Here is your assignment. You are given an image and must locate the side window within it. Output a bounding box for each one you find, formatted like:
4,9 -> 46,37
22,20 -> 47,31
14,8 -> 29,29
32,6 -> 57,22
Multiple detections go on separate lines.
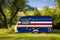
21,20 -> 29,25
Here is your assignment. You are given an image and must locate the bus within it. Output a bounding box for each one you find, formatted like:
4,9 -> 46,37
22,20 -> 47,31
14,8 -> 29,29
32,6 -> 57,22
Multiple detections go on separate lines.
15,16 -> 52,32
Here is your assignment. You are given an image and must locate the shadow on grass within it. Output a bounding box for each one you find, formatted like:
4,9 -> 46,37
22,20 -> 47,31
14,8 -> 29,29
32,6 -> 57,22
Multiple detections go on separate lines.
47,29 -> 60,34
7,29 -> 60,34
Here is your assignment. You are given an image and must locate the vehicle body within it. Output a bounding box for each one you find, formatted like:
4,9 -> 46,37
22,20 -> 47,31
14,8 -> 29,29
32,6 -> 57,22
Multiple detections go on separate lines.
15,16 -> 52,32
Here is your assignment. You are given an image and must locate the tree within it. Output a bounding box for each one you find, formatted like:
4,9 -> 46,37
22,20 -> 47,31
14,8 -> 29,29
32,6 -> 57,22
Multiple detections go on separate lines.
55,0 -> 60,9
0,0 -> 26,28
42,6 -> 50,16
55,0 -> 60,29
8,0 -> 26,27
0,0 -> 8,29
23,7 -> 30,15
34,8 -> 41,16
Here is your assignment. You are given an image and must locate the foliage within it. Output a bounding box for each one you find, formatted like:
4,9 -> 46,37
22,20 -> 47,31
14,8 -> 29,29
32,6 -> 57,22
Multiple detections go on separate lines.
55,0 -> 60,9
0,0 -> 26,28
8,0 -> 26,27
34,8 -> 41,16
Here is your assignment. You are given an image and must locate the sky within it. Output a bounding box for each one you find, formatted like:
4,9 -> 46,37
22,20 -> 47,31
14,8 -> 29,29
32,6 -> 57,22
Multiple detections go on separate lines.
27,0 -> 56,10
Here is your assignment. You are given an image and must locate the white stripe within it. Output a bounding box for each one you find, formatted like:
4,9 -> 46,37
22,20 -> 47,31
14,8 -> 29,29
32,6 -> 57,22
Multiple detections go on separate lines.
17,25 -> 52,27
18,22 -> 21,23
30,21 -> 52,23
18,21 -> 52,23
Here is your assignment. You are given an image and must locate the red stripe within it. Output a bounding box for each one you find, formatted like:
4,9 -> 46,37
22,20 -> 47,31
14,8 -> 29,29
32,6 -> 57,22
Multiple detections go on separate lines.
30,23 -> 52,25
17,23 -> 52,25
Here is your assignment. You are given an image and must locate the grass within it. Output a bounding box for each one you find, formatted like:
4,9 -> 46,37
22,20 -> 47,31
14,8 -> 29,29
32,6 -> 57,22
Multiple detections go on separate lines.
0,33 -> 60,40
0,25 -> 60,40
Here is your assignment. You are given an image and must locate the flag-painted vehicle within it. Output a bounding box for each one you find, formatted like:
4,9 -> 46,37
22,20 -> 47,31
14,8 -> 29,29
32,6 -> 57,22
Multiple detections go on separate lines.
15,16 -> 52,32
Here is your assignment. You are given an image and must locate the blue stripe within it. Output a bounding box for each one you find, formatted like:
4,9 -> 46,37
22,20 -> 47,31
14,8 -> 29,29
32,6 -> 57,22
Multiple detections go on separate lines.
19,16 -> 52,21
30,20 -> 52,21
17,27 -> 52,32
20,16 -> 52,19
19,20 -> 52,21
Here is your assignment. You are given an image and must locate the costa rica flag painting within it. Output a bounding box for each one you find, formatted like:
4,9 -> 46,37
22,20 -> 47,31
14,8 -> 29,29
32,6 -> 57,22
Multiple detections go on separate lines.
15,16 -> 52,32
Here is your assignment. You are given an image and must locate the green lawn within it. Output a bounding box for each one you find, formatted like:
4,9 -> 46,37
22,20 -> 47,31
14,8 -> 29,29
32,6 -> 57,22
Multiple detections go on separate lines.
0,25 -> 60,40
0,33 -> 60,40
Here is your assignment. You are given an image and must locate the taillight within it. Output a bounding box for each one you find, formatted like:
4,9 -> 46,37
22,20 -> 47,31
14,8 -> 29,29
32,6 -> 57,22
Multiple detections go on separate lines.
17,23 -> 21,25
17,22 -> 21,25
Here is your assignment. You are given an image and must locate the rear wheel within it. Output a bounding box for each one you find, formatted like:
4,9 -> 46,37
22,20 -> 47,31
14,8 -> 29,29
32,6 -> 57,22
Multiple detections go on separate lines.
33,29 -> 39,33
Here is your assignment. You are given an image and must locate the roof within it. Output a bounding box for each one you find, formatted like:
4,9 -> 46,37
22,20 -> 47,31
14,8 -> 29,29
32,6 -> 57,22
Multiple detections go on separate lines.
20,16 -> 52,20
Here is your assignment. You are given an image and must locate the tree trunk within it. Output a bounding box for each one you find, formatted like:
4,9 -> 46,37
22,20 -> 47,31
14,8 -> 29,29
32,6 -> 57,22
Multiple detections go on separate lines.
0,5 -> 8,29
4,17 -> 8,29
10,17 -> 13,27
10,8 -> 19,27
0,18 -> 4,22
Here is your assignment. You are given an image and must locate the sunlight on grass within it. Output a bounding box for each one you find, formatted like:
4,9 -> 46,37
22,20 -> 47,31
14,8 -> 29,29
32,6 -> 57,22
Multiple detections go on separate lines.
0,25 -> 15,34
